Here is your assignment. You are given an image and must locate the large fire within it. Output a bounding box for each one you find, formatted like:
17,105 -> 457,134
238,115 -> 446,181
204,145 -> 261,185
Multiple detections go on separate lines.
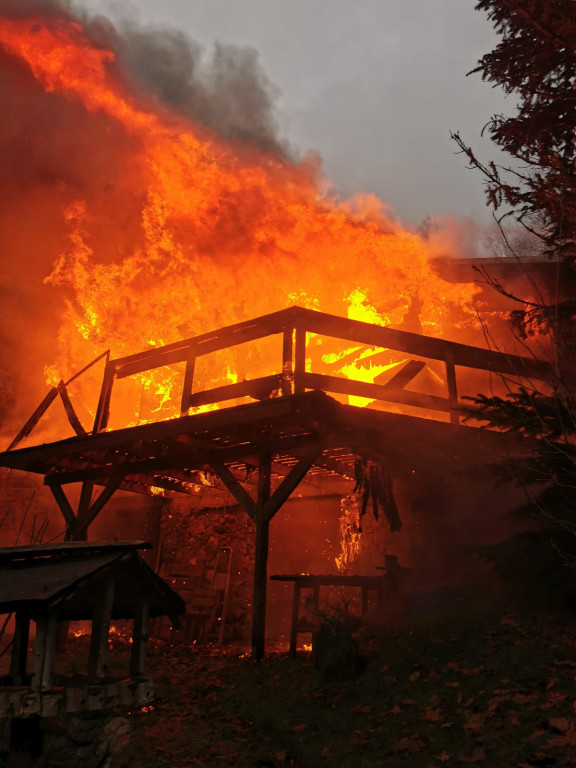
0,13 -> 481,429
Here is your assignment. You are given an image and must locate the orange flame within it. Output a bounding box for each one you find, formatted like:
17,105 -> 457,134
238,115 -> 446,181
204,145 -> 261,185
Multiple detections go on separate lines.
0,15 -> 480,427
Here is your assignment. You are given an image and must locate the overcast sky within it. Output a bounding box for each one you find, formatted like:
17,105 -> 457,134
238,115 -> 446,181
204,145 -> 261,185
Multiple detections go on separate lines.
84,0 -> 510,227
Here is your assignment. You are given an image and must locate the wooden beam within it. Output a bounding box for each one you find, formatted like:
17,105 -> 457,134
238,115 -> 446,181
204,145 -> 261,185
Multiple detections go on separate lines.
48,484 -> 77,533
294,326 -> 307,394
31,616 -> 47,692
187,375 -> 282,408
93,359 -> 116,433
88,577 -> 114,682
6,387 -> 58,451
445,351 -> 460,425
41,612 -> 58,691
378,360 -> 426,391
0,394 -> 310,472
262,447 -> 320,523
282,328 -> 294,396
210,460 -> 256,520
57,381 -> 87,436
78,476 -> 123,532
180,349 -> 196,415
114,308 -> 298,379
251,452 -> 271,660
130,599 -> 149,679
301,307 -> 552,380
10,614 -> 30,685
304,372 -> 451,413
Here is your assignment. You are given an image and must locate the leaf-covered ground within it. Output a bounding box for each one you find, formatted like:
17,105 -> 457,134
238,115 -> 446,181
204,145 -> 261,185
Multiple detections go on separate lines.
113,610 -> 575,767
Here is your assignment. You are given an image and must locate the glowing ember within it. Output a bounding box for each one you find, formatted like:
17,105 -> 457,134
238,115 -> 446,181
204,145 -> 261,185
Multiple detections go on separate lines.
0,14 -> 480,428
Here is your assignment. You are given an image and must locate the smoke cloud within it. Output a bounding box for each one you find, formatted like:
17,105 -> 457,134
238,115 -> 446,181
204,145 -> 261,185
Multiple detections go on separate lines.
0,0 -> 290,429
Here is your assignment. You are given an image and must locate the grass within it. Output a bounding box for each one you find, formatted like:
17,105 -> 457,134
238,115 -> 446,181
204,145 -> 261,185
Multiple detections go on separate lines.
108,607 -> 576,768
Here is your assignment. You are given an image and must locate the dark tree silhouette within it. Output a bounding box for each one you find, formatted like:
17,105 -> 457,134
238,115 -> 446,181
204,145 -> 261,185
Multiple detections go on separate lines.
453,1 -> 576,593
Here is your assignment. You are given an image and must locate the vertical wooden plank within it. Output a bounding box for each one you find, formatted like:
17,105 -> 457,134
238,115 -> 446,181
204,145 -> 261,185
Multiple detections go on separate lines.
10,614 -> 30,685
281,328 -> 294,397
74,481 -> 94,541
293,326 -> 307,394
130,599 -> 149,680
445,352 -> 459,425
288,583 -> 301,658
31,617 -> 47,692
180,346 -> 196,416
93,357 -> 115,433
48,484 -> 77,539
251,453 -> 271,661
41,612 -> 59,691
88,578 -> 114,682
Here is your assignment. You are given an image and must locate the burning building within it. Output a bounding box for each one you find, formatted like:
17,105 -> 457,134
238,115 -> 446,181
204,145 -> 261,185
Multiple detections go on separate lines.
0,3 -> 565,663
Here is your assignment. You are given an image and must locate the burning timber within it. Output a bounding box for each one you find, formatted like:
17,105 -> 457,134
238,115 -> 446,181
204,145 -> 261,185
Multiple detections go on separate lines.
0,306 -> 553,660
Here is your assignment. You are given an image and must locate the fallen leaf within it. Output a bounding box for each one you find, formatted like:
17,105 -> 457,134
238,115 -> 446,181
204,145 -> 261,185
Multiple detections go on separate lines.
321,746 -> 332,758
291,723 -> 308,732
409,671 -> 421,682
436,750 -> 451,762
392,736 -> 426,754
549,717 -> 570,732
424,707 -> 443,722
463,713 -> 485,732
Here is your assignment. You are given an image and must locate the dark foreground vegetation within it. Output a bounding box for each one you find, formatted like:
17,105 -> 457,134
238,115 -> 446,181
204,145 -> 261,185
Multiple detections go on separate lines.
73,605 -> 576,768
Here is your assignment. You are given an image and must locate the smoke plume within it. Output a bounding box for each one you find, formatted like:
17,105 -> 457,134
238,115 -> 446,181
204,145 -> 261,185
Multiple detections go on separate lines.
0,0 -> 289,428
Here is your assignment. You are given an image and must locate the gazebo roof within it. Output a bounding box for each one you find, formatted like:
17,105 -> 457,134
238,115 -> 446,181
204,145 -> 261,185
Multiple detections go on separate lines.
0,541 -> 185,621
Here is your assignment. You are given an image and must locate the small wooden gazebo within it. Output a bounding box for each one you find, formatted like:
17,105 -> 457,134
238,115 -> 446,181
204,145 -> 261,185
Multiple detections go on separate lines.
0,541 -> 184,720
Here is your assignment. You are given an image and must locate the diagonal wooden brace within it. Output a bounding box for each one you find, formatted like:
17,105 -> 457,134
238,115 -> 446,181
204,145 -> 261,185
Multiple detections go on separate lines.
210,460 -> 257,521
261,446 -> 321,523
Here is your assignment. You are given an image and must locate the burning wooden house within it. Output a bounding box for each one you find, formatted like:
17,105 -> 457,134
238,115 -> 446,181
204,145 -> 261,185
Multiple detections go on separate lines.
0,307 -> 552,659
0,4 -> 566,668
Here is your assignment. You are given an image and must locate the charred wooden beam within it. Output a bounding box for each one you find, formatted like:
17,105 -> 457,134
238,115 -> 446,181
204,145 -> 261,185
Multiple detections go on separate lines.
93,359 -> 116,433
379,359 -> 426,391
252,452 -> 271,660
186,375 -> 282,409
48,484 -> 77,533
88,577 -> 114,682
300,307 -> 552,380
6,387 -> 59,451
261,446 -> 321,523
113,307 -> 300,379
57,381 -> 87,436
304,372 -> 451,412
210,460 -> 256,520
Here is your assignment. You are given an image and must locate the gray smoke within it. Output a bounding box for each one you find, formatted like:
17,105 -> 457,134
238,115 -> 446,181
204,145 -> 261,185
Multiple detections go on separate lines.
0,0 -> 290,429
79,9 -> 290,157
115,22 -> 290,157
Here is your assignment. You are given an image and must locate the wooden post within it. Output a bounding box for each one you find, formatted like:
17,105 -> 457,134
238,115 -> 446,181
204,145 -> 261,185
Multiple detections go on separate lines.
93,357 -> 115,433
88,578 -> 114,682
31,616 -> 47,692
282,328 -> 294,397
293,326 -> 307,394
10,614 -> 30,685
288,582 -> 301,658
445,352 -> 459,425
180,347 -> 196,415
48,483 -> 77,541
251,453 -> 271,660
41,612 -> 59,691
130,599 -> 149,680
